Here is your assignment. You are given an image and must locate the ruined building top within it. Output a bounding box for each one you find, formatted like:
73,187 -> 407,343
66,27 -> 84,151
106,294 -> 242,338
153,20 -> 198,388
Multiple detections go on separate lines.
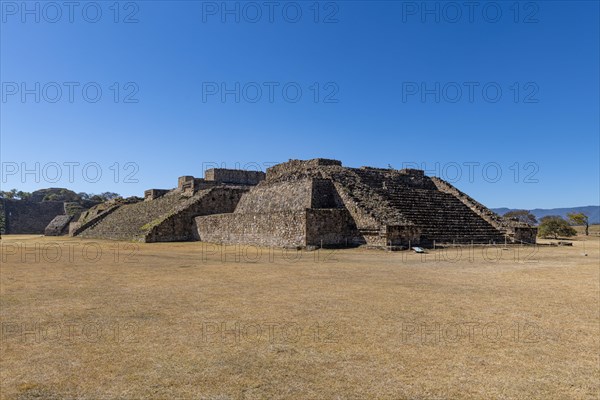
175,168 -> 265,196
265,158 -> 427,183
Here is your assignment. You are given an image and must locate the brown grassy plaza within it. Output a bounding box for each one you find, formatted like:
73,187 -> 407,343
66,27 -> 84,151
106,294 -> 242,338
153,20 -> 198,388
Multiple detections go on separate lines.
1,229 -> 598,399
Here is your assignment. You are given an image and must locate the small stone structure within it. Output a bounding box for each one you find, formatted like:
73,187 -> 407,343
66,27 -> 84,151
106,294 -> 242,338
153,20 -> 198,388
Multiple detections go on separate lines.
178,169 -> 265,195
72,159 -> 537,247
144,189 -> 169,201
45,215 -> 73,236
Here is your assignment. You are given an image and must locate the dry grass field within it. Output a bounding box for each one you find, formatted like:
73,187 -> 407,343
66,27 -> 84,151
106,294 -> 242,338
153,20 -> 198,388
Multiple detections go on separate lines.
1,233 -> 598,399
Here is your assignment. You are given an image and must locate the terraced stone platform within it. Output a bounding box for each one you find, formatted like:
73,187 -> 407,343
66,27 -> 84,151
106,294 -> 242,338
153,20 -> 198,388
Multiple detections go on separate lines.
77,188 -> 247,242
196,159 -> 535,248
72,159 -> 536,247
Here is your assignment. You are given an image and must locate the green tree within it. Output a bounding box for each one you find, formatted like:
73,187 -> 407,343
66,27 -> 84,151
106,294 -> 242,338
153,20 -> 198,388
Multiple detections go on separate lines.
538,216 -> 577,239
16,191 -> 32,201
0,200 -> 5,234
567,212 -> 589,236
504,210 -> 537,225
100,192 -> 121,201
1,189 -> 18,199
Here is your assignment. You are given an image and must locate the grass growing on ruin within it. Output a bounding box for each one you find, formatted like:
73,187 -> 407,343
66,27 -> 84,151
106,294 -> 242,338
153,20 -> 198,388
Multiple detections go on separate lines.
0,234 -> 598,399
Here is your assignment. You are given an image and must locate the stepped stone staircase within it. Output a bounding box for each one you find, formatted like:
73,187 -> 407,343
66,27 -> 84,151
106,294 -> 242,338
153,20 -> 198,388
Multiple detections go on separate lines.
261,159 -> 526,247
78,191 -> 189,241
347,168 -> 506,245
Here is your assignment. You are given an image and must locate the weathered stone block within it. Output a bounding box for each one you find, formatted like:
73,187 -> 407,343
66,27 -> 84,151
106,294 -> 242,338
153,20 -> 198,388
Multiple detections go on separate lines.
204,168 -> 265,185
45,215 -> 72,236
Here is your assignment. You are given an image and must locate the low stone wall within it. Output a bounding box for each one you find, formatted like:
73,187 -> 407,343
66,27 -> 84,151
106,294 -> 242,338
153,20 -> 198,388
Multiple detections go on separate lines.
195,211 -> 307,248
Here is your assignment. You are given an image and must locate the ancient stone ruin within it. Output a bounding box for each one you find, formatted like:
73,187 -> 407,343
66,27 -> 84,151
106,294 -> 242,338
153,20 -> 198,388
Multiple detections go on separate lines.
69,168 -> 265,242
0,188 -> 99,235
69,159 -> 537,247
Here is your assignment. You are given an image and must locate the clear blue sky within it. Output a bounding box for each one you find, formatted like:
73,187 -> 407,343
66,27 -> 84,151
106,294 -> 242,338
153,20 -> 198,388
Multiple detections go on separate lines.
1,1 -> 598,209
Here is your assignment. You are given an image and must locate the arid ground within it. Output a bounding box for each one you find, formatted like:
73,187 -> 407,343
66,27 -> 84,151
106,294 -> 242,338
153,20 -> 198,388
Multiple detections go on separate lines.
1,230 -> 598,399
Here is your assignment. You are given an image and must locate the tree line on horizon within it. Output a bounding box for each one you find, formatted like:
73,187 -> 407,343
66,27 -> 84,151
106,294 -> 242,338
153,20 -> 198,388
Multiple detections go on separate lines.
503,209 -> 590,238
0,189 -> 121,203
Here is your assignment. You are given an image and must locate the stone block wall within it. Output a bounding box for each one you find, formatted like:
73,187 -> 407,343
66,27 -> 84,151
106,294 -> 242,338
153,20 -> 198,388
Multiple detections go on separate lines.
77,192 -> 188,241
305,209 -> 359,246
196,208 -> 362,249
195,211 -> 307,248
178,176 -> 217,194
205,169 -> 265,185
2,200 -> 65,234
511,226 -> 538,244
45,215 -> 73,236
265,158 -> 342,182
235,179 -> 314,213
144,187 -> 248,242
353,167 -> 436,190
144,189 -> 170,201
71,187 -> 248,242
311,179 -> 344,209
384,225 -> 422,247
69,204 -> 123,236
330,182 -> 383,229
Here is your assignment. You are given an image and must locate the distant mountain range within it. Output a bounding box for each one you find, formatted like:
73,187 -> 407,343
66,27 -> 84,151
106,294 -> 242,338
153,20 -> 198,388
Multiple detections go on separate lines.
491,206 -> 600,225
